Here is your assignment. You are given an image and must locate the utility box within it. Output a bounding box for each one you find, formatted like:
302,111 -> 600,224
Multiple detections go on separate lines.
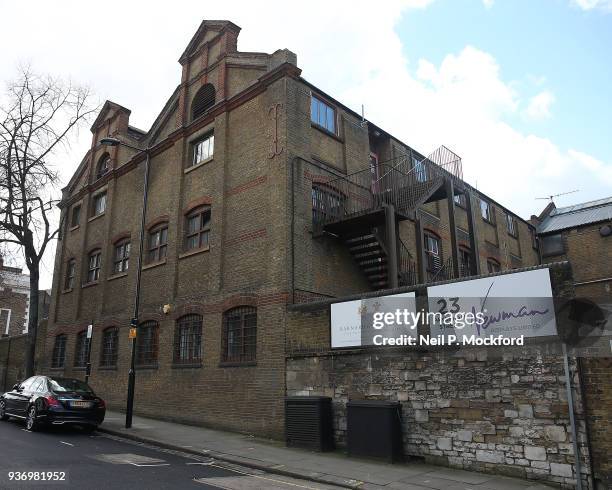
346,400 -> 403,463
285,396 -> 334,452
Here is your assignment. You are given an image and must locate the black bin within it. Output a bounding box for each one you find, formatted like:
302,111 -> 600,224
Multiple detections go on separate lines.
346,400 -> 403,463
285,396 -> 334,452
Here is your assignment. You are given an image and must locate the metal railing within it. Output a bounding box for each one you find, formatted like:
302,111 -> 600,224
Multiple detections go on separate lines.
398,239 -> 418,287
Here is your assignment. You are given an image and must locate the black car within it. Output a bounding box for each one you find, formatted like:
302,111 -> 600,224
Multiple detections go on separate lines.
0,376 -> 105,432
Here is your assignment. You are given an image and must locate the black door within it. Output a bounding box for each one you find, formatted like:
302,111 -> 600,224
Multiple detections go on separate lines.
12,377 -> 38,416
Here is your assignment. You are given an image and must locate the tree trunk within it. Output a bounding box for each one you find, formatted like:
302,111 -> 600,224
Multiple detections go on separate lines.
24,263 -> 40,377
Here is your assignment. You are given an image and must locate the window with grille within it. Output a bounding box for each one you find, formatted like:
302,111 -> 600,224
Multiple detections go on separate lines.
96,154 -> 110,180
459,247 -> 472,277
190,134 -> 214,167
65,259 -> 76,290
312,184 -> 344,225
147,225 -> 168,263
92,192 -> 107,216
87,250 -> 101,283
74,330 -> 88,368
136,321 -> 159,366
191,84 -> 216,120
173,315 -> 203,365
113,240 -> 130,273
310,96 -> 336,134
424,233 -> 442,272
71,204 -> 81,228
222,306 -> 257,364
487,258 -> 501,273
51,335 -> 67,368
185,207 -> 211,251
100,327 -> 119,367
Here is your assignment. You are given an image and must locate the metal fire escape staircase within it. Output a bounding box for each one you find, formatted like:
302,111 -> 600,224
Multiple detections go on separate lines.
314,146 -> 464,290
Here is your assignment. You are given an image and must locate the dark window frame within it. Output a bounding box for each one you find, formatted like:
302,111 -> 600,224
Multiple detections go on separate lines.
424,231 -> 442,273
51,334 -> 67,368
221,306 -> 257,365
74,330 -> 88,368
541,233 -> 564,257
480,199 -> 495,224
86,249 -> 101,283
173,314 -> 203,365
147,224 -> 168,263
113,239 -> 130,274
185,206 -> 211,251
100,327 -> 119,368
92,191 -> 107,217
453,193 -> 467,208
70,204 -> 81,228
135,321 -> 159,367
95,154 -> 111,180
310,95 -> 337,135
64,258 -> 76,290
487,258 -> 502,274
506,213 -> 518,237
458,246 -> 472,277
191,83 -> 216,120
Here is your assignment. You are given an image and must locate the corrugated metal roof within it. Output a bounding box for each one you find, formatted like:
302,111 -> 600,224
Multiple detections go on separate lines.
538,196 -> 612,234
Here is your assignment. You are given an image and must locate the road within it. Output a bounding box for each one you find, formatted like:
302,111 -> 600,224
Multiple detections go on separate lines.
0,417 -> 340,490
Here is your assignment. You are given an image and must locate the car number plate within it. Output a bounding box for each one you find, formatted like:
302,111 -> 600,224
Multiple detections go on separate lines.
70,401 -> 92,408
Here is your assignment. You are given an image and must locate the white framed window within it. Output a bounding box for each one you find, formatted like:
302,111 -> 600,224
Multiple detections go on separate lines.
92,192 -> 107,216
310,96 -> 336,134
480,199 -> 494,223
191,134 -> 214,167
0,308 -> 12,336
506,213 -> 517,236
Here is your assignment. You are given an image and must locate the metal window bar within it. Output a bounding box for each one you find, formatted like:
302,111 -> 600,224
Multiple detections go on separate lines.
100,327 -> 119,367
136,321 -> 159,366
222,307 -> 257,363
52,335 -> 66,368
174,315 -> 203,364
74,331 -> 88,368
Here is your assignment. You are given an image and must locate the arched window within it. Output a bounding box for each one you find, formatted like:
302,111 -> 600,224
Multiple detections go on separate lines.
96,154 -> 111,180
185,206 -> 211,251
136,321 -> 159,367
113,239 -> 130,274
100,327 -> 119,367
147,223 -> 168,263
174,314 -> 203,365
191,84 -> 216,120
222,306 -> 257,364
74,330 -> 88,368
51,334 -> 67,368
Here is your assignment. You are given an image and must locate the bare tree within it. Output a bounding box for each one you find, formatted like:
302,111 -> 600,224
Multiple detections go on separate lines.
0,67 -> 96,376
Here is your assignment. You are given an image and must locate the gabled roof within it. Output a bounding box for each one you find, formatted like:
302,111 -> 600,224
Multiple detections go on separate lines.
179,20 -> 241,63
90,100 -> 131,132
537,196 -> 612,234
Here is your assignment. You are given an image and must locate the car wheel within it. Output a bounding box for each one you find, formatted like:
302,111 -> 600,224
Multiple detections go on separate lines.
0,400 -> 8,421
26,405 -> 39,432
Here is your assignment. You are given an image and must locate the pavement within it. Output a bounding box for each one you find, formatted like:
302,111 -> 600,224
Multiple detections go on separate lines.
0,416 -> 341,489
99,410 -> 555,490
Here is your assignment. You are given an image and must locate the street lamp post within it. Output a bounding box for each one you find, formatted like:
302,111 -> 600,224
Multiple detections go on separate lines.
100,137 -> 151,429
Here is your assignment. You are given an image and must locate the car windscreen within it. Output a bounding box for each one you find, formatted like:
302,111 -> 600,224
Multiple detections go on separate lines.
49,378 -> 94,394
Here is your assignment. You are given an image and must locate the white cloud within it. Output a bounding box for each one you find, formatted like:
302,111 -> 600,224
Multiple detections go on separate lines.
0,0 -> 609,286
572,0 -> 612,11
524,90 -> 555,119
482,0 -> 495,8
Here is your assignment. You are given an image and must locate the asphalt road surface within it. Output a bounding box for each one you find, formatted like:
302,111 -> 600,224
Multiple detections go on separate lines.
0,417 -> 340,490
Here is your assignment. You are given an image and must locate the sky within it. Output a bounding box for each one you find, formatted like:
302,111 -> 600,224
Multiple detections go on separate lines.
0,0 -> 610,288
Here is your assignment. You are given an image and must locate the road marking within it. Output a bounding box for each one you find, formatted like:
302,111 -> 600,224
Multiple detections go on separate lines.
129,463 -> 171,467
196,464 -> 327,490
60,441 -> 74,446
186,462 -> 214,466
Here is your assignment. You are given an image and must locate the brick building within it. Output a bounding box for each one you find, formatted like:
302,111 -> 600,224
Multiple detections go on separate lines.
534,197 -> 612,489
0,256 -> 30,337
45,19 -> 539,440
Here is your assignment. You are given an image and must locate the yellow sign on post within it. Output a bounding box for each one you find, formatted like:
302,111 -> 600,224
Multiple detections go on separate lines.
129,328 -> 137,339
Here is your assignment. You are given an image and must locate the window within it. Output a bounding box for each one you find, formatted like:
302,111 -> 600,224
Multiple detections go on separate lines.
191,83 -> 216,120
541,233 -> 564,257
174,315 -> 203,365
459,247 -> 472,277
147,224 -> 168,263
71,204 -> 81,228
51,335 -> 67,368
480,199 -> 495,223
185,207 -> 211,251
506,213 -> 517,237
530,228 -> 539,249
222,306 -> 257,364
96,154 -> 110,180
64,259 -> 76,290
310,95 -> 336,134
100,327 -> 119,367
487,258 -> 501,274
424,233 -> 442,273
92,192 -> 107,216
87,250 -> 101,283
136,321 -> 159,366
190,134 -> 214,167
413,156 -> 428,183
312,184 -> 344,224
454,193 -> 466,208
0,309 -> 11,336
113,240 -> 130,274
74,331 -> 88,368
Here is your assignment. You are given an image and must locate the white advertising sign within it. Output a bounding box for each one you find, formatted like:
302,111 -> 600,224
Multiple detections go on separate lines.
427,268 -> 556,340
